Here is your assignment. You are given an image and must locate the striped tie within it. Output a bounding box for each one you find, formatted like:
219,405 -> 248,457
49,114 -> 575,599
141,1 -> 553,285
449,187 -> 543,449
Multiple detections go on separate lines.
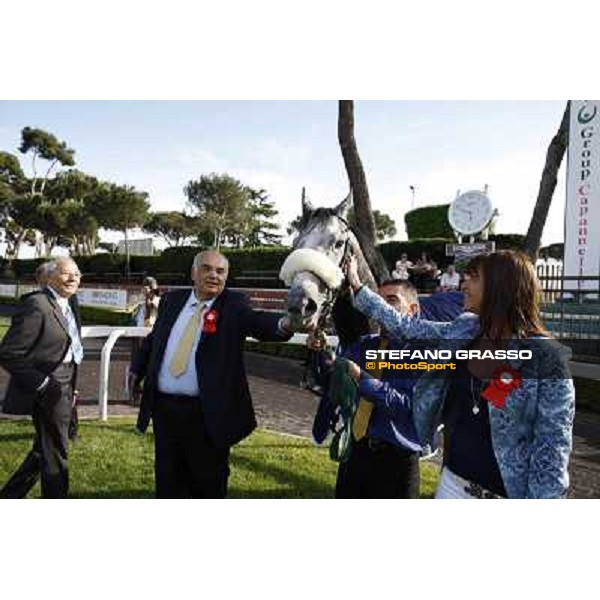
169,303 -> 206,378
352,337 -> 389,442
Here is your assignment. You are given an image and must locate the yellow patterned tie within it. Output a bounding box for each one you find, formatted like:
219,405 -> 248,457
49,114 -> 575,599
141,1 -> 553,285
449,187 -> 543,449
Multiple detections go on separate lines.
169,302 -> 206,377
352,337 -> 389,441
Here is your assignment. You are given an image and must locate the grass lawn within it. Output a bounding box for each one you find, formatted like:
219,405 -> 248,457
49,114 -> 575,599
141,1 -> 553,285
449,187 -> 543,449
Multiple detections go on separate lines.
0,417 -> 440,498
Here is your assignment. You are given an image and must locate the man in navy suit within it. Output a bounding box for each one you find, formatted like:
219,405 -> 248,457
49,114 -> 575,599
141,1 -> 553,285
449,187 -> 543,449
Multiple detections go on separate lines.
129,250 -> 294,498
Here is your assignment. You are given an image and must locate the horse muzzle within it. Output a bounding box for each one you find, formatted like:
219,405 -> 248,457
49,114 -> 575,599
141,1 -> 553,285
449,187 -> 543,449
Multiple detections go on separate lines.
286,279 -> 323,327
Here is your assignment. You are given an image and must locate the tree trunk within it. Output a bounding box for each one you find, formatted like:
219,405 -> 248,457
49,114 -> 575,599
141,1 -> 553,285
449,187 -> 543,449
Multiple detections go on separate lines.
338,100 -> 376,245
86,235 -> 95,255
7,238 -> 18,260
30,151 -> 39,195
46,237 -> 56,256
34,231 -> 44,258
10,229 -> 26,259
40,159 -> 58,194
124,225 -> 131,278
523,101 -> 570,260
337,100 -> 389,283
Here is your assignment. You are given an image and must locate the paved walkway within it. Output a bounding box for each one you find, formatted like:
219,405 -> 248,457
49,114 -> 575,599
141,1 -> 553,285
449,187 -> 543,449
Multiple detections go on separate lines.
1,352 -> 599,498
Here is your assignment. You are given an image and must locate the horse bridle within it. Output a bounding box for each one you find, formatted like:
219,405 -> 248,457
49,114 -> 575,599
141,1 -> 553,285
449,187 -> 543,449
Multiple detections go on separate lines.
314,214 -> 353,333
300,214 -> 353,396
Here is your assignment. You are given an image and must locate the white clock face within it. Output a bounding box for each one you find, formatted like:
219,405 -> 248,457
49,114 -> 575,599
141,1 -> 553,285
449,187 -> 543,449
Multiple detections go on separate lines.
448,190 -> 493,235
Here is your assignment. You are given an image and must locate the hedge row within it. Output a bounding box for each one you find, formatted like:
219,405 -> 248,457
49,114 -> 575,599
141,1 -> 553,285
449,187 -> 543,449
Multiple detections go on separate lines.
539,243 -> 564,260
244,340 -> 307,361
2,234 -> 529,288
404,205 -> 453,240
3,246 -> 291,287
378,234 -> 526,268
0,295 -> 133,326
79,306 -> 133,326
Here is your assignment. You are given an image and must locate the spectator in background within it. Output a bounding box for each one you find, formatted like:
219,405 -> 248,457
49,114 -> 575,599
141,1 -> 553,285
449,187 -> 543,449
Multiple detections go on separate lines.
439,264 -> 461,292
130,277 -> 161,406
413,253 -> 437,292
391,253 -> 413,281
133,276 -> 161,327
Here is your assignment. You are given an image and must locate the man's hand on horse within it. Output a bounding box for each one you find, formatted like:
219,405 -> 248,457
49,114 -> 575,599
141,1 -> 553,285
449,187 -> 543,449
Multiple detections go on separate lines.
346,256 -> 363,292
282,314 -> 317,333
306,330 -> 327,351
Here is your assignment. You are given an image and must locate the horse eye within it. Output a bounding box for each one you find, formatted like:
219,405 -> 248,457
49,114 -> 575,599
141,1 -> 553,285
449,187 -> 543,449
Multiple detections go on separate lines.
334,240 -> 345,249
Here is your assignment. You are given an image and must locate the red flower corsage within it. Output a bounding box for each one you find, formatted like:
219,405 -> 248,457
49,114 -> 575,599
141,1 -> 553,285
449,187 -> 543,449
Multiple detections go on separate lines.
482,365 -> 523,409
202,309 -> 218,334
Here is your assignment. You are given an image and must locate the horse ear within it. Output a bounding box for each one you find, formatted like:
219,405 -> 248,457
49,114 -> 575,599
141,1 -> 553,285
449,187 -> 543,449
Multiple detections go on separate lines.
302,189 -> 314,217
334,189 -> 353,219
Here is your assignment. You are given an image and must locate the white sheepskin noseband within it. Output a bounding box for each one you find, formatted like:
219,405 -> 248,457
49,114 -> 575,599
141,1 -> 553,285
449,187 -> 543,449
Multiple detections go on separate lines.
279,248 -> 344,289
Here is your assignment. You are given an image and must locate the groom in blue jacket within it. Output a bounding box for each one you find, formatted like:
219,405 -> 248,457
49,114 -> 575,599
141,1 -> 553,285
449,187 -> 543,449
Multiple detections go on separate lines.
334,279 -> 425,498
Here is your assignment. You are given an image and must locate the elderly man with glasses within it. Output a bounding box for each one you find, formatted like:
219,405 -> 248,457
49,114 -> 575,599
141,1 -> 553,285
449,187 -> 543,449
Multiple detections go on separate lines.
0,257 -> 84,498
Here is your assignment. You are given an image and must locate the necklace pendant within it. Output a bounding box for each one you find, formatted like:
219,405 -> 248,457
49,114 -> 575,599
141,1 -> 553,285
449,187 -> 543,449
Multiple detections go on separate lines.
472,405 -> 480,415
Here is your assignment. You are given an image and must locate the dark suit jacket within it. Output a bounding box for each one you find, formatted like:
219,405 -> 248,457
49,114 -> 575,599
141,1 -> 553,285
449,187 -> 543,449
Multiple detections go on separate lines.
132,288 -> 292,448
0,288 -> 82,416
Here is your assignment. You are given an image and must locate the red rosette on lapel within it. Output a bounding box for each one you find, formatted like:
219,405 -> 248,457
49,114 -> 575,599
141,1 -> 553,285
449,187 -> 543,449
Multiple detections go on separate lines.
202,309 -> 218,334
482,365 -> 523,409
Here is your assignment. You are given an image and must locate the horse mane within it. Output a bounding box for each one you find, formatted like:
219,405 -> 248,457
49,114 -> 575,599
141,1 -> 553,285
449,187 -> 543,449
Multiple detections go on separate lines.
300,207 -> 389,284
352,227 -> 389,285
330,214 -> 391,349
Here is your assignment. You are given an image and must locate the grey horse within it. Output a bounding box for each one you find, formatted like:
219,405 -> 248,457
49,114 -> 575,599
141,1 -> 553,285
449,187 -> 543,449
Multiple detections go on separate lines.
280,190 -> 389,349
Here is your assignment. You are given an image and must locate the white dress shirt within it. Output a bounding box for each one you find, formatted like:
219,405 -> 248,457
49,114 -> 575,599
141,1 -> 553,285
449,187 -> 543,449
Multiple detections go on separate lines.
157,291 -> 215,397
36,286 -> 83,392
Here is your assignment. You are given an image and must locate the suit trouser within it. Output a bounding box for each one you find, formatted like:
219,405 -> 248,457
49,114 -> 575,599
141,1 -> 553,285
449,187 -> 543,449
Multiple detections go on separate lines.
0,364 -> 75,499
335,437 -> 420,499
152,393 -> 230,499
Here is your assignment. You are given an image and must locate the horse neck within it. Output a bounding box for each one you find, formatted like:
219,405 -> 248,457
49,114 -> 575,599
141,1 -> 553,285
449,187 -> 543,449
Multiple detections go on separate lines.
348,232 -> 377,290
332,234 -> 379,348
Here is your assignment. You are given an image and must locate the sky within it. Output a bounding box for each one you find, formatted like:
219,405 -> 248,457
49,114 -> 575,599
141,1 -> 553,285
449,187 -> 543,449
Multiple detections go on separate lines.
0,100 -> 568,256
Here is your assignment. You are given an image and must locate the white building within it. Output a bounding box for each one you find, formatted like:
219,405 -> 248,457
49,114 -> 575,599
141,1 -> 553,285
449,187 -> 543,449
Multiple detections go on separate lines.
117,238 -> 154,256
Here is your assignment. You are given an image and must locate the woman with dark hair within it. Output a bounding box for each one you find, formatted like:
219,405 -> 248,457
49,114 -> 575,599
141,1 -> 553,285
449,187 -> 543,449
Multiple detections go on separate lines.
346,250 -> 575,499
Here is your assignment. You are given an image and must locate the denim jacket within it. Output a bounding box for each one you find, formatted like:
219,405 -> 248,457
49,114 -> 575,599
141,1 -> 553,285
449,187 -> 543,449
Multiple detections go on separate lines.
354,286 -> 575,499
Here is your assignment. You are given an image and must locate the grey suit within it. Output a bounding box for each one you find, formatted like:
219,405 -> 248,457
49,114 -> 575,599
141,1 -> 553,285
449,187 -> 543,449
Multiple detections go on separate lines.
0,289 -> 81,498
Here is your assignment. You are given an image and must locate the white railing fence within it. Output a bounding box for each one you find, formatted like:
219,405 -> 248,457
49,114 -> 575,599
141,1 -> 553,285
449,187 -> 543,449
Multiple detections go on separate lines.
81,326 -> 150,420
81,327 -> 332,421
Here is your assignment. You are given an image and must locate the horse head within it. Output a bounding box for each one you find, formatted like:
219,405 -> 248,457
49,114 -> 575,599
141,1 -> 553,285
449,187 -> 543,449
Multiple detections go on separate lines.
280,190 -> 378,335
